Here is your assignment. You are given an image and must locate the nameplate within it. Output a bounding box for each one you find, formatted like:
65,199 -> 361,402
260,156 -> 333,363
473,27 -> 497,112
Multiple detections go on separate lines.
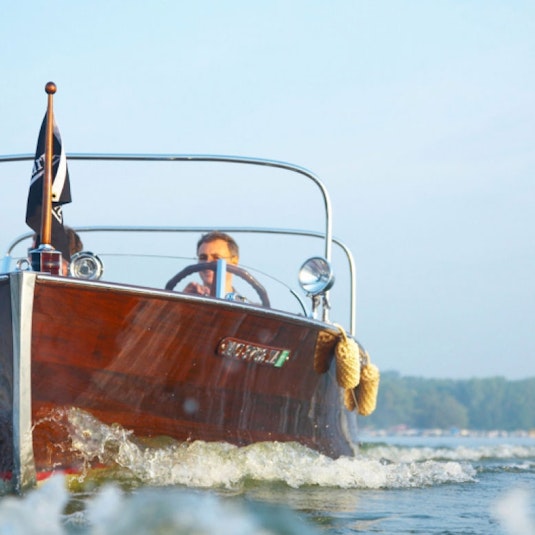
217,337 -> 291,368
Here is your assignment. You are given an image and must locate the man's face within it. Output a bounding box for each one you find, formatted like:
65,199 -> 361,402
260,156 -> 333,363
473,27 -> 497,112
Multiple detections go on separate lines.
197,239 -> 238,288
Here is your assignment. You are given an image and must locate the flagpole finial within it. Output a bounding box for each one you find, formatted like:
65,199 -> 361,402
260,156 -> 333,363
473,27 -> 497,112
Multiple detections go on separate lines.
45,82 -> 57,94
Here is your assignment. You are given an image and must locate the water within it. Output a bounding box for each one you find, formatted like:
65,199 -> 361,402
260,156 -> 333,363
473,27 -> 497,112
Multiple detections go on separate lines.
0,413 -> 534,534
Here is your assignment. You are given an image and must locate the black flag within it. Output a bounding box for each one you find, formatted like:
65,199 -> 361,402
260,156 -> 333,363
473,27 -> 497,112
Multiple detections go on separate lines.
25,112 -> 72,260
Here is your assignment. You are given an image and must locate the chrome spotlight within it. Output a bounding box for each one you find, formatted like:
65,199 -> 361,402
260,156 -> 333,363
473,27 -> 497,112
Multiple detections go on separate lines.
298,257 -> 334,296
68,251 -> 104,280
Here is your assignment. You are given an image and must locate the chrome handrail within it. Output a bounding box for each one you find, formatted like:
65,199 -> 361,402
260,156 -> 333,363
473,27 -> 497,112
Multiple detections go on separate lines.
1,153 -> 357,335
0,153 -> 333,260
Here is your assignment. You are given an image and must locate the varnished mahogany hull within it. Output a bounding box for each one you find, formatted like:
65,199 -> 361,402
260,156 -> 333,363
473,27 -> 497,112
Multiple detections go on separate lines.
1,273 -> 354,480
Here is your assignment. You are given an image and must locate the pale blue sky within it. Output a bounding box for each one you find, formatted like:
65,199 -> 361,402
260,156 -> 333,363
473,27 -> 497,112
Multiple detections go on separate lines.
1,1 -> 534,378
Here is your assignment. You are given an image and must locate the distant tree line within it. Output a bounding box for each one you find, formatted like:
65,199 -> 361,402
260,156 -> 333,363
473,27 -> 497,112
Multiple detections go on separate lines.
363,371 -> 535,431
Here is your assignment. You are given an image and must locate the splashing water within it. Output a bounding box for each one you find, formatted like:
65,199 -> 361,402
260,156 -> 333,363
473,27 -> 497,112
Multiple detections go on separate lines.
493,487 -> 535,535
1,409 -> 534,535
62,408 -> 478,490
0,475 -> 320,535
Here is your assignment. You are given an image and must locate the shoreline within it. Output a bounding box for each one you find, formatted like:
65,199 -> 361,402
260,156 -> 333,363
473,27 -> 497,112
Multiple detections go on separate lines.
360,426 -> 535,439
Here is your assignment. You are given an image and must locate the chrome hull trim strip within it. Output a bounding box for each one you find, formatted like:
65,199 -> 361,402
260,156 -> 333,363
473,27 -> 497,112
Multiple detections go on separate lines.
10,271 -> 37,491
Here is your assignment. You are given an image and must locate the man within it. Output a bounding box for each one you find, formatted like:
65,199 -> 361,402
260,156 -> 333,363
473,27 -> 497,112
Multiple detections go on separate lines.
183,231 -> 239,296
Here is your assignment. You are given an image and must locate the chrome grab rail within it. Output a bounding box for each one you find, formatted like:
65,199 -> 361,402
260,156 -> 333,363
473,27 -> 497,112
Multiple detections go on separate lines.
0,153 -> 357,335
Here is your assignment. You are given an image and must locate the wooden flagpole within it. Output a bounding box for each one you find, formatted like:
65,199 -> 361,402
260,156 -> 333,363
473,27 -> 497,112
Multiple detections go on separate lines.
40,82 -> 56,246
30,81 -> 62,274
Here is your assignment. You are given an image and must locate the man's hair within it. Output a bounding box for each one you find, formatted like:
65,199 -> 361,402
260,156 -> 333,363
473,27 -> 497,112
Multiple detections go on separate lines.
196,231 -> 239,258
65,226 -> 83,255
32,226 -> 83,255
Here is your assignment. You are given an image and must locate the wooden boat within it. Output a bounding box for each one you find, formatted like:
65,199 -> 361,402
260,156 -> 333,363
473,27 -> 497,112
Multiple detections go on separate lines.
0,88 -> 375,493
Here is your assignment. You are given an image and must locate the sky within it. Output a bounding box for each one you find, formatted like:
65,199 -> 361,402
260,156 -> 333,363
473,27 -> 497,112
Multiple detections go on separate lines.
1,1 -> 534,379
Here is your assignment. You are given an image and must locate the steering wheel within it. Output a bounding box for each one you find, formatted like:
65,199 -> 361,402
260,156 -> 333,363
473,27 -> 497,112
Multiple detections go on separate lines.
165,261 -> 270,307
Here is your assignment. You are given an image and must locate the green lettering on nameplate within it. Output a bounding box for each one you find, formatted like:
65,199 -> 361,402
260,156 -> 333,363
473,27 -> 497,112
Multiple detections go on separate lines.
274,350 -> 290,368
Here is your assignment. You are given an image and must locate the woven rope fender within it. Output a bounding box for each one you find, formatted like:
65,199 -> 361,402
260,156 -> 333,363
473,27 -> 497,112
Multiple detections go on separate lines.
343,343 -> 367,411
333,324 -> 360,390
351,350 -> 380,416
313,330 -> 337,374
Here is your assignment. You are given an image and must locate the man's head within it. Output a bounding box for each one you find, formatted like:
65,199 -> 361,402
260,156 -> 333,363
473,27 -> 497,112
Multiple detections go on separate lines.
62,226 -> 84,275
196,231 -> 239,290
66,226 -> 83,256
